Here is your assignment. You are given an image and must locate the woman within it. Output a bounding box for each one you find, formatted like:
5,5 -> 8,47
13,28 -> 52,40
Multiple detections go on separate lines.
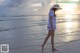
41,4 -> 61,52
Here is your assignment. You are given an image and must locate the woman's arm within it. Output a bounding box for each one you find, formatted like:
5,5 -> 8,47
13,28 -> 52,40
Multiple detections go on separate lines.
50,16 -> 54,30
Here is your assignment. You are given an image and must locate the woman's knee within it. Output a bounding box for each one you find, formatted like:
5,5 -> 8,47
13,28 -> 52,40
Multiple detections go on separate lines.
51,31 -> 55,36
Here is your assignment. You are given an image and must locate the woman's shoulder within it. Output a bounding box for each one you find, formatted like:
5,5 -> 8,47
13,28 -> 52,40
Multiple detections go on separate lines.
49,10 -> 54,14
49,10 -> 54,16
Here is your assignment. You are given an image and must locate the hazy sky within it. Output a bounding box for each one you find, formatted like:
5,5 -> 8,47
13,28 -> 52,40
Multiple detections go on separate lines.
0,0 -> 52,16
0,0 -> 79,16
0,0 -> 31,15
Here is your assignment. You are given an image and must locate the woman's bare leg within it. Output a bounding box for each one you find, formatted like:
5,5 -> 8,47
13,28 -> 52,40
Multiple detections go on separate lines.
51,30 -> 57,52
41,30 -> 51,52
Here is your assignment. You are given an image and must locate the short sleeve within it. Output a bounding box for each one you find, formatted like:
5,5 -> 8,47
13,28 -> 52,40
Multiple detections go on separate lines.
49,10 -> 54,17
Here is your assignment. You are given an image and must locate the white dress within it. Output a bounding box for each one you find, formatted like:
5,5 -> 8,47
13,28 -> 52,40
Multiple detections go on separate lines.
47,9 -> 56,30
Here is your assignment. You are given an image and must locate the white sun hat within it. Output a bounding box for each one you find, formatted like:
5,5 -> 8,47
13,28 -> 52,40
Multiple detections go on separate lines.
51,4 -> 62,9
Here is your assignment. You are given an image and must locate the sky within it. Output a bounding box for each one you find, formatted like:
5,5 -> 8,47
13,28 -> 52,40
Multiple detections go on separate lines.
0,0 -> 28,16
0,0 -> 79,16
0,0 -> 52,16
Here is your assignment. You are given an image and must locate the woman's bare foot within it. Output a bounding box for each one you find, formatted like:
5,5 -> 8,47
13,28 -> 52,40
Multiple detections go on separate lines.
52,48 -> 58,51
53,48 -> 57,51
52,48 -> 58,53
